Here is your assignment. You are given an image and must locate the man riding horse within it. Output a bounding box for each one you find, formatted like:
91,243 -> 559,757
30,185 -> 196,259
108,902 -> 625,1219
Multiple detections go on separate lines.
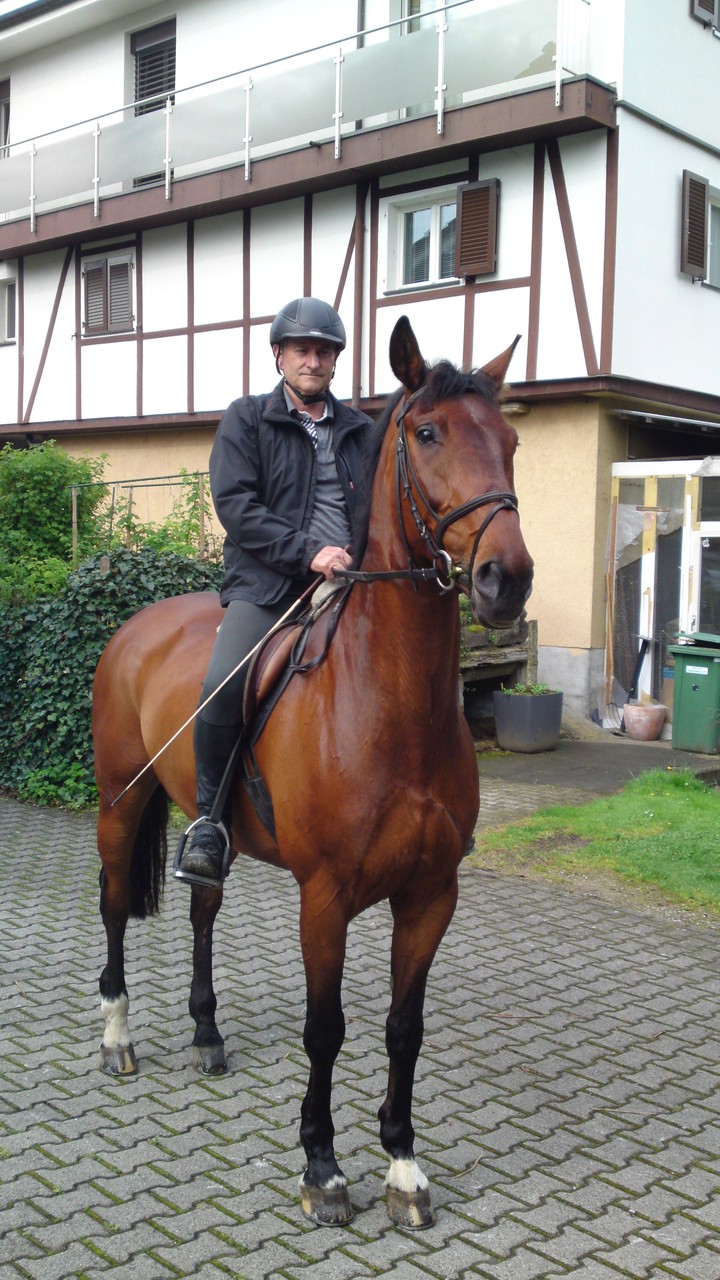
175,297 -> 375,888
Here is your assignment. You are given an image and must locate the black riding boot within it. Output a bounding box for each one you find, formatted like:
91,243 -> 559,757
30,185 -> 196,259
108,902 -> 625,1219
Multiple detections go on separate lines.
174,718 -> 242,887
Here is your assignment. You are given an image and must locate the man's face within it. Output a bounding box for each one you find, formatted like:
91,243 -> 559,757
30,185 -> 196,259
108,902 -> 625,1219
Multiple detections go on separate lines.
276,338 -> 338,398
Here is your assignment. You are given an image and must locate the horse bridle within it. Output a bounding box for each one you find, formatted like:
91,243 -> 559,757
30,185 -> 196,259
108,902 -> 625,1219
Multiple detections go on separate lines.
337,389 -> 519,592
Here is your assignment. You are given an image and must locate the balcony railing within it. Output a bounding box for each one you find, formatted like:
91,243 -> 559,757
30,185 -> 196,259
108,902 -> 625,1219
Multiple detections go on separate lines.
0,0 -> 590,231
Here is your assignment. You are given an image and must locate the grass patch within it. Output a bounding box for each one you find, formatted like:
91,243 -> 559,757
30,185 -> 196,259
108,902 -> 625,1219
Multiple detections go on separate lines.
469,768 -> 720,915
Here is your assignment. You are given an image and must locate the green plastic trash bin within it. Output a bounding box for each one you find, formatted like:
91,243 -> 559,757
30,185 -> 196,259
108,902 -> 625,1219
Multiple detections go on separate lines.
669,633 -> 720,753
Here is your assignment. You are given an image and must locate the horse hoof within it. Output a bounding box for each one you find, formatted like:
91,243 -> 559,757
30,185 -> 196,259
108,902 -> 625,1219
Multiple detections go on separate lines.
193,1043 -> 228,1075
300,1177 -> 354,1226
386,1185 -> 435,1230
100,1042 -> 138,1076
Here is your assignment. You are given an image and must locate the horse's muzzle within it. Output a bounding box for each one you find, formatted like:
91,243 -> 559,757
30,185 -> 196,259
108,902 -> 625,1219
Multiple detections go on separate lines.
471,558 -> 534,628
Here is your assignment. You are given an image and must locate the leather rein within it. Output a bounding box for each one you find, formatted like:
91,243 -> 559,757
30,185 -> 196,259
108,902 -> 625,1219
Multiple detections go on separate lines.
335,389 -> 519,593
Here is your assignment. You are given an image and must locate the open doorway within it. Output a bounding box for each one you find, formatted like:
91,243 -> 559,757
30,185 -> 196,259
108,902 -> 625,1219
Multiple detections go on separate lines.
605,459 -> 720,725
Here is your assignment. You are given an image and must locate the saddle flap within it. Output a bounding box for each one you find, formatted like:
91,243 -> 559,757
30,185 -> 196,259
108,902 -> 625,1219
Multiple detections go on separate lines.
243,621 -> 302,724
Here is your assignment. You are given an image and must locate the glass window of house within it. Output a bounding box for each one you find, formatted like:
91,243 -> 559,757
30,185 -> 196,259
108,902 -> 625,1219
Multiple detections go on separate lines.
0,279 -> 16,342
0,80 -> 9,157
398,198 -> 457,288
131,20 -> 176,115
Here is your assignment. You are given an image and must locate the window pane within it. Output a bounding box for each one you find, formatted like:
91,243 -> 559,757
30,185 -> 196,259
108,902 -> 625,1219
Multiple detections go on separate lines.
5,280 -> 15,341
700,476 -> 720,521
403,208 -> 431,284
439,203 -> 457,278
699,536 -> 720,633
404,0 -> 434,34
0,79 -> 9,153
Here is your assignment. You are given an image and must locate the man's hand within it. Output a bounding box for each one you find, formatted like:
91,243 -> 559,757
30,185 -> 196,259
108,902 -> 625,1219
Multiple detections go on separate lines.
310,545 -> 352,580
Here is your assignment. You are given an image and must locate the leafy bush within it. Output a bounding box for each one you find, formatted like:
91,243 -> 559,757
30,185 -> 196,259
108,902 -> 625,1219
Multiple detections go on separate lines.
0,547 -> 223,808
0,442 -> 108,603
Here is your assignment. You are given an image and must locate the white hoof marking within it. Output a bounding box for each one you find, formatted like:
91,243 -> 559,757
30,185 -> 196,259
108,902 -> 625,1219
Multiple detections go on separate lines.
385,1157 -> 429,1194
101,993 -> 131,1049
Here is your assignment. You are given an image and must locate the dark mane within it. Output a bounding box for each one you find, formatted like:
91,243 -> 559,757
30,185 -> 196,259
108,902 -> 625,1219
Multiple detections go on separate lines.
414,360 -> 497,410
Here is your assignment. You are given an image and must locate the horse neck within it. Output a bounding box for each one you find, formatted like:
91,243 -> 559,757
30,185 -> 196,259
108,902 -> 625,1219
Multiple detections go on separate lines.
351,426 -> 462,693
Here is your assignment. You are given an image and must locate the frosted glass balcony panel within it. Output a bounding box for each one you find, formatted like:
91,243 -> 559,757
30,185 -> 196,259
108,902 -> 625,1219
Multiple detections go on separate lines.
99,112 -> 166,186
0,150 -> 32,212
250,60 -> 336,147
173,84 -> 247,166
35,132 -> 94,206
342,27 -> 437,120
446,0 -> 557,98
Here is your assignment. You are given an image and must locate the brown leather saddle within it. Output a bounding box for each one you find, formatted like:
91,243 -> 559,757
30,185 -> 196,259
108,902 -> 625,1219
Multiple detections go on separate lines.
239,582 -> 352,836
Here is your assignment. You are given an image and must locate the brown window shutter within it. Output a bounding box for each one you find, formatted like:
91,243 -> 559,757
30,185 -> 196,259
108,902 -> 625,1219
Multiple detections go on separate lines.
690,0 -> 718,24
84,262 -> 107,332
455,179 -> 499,278
108,260 -> 133,330
681,170 -> 709,278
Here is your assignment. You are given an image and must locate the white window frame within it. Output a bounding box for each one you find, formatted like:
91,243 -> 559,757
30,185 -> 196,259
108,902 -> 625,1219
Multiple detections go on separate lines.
0,276 -> 16,344
381,186 -> 458,294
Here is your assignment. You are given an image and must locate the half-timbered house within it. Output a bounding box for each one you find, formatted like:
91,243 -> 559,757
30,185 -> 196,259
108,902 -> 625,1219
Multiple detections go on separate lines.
1,0 -> 719,720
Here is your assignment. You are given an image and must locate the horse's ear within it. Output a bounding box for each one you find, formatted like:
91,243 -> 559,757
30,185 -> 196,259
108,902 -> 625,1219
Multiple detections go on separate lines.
389,316 -> 427,393
479,335 -> 521,390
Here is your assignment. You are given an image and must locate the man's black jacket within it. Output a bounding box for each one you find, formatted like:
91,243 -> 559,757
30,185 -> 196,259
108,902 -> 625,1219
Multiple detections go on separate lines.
210,380 -> 376,607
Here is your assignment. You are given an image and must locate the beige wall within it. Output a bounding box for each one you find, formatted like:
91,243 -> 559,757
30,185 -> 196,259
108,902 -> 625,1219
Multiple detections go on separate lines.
510,400 -> 603,652
62,427 -> 222,538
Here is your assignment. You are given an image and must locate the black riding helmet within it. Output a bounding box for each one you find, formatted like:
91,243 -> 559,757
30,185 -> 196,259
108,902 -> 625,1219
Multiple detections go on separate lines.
270,297 -> 346,352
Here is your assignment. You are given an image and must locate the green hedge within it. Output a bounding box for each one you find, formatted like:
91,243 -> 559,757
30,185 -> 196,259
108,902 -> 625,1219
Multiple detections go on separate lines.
0,547 -> 223,808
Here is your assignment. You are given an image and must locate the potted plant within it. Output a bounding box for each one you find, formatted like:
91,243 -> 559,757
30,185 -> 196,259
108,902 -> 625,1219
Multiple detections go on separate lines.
492,682 -> 563,753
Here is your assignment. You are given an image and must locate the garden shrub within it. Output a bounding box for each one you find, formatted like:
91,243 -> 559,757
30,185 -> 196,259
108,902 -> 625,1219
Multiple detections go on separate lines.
0,442 -> 108,603
0,547 -> 223,808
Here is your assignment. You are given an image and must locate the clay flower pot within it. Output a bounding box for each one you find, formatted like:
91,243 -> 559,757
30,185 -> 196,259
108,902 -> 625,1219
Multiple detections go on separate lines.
623,703 -> 666,741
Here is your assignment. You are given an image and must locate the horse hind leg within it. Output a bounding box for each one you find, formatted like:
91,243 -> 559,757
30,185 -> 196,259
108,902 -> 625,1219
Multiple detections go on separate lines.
98,785 -> 168,1075
380,878 -> 458,1229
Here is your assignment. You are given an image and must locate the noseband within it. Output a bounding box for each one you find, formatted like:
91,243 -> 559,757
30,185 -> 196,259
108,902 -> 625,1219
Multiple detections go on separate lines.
335,390 -> 519,591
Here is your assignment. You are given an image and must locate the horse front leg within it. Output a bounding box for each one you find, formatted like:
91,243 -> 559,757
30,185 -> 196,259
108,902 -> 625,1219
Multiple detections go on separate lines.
380,876 -> 459,1229
298,884 -> 352,1226
188,883 -> 227,1074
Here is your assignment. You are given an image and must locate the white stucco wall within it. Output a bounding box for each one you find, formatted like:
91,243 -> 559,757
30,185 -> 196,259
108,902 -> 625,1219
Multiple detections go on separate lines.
22,252 -> 76,424
621,0 -> 720,153
612,112 -> 720,395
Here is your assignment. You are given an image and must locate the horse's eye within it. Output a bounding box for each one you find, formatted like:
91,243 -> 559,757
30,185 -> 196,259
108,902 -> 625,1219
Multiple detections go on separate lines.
415,425 -> 437,446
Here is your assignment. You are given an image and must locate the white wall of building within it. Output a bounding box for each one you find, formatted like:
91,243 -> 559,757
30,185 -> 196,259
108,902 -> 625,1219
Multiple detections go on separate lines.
622,0 -> 720,152
613,112 -> 720,394
193,213 -> 244,326
22,252 -> 75,423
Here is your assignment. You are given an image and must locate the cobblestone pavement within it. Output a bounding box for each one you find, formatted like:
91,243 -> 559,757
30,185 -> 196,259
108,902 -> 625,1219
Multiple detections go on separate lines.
476,781 -> 600,831
2,794 -> 720,1280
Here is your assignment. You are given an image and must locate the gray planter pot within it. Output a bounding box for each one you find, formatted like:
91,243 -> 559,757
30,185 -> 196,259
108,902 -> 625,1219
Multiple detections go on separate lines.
492,689 -> 563,753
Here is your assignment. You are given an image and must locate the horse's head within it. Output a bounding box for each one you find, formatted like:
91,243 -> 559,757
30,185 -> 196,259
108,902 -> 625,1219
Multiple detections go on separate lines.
388,316 -> 534,628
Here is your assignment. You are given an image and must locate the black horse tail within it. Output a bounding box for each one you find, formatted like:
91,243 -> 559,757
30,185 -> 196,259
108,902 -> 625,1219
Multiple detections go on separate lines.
129,785 -> 169,919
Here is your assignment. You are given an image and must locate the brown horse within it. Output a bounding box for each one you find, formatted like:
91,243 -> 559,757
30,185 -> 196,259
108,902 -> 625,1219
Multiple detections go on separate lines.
92,316 -> 533,1229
